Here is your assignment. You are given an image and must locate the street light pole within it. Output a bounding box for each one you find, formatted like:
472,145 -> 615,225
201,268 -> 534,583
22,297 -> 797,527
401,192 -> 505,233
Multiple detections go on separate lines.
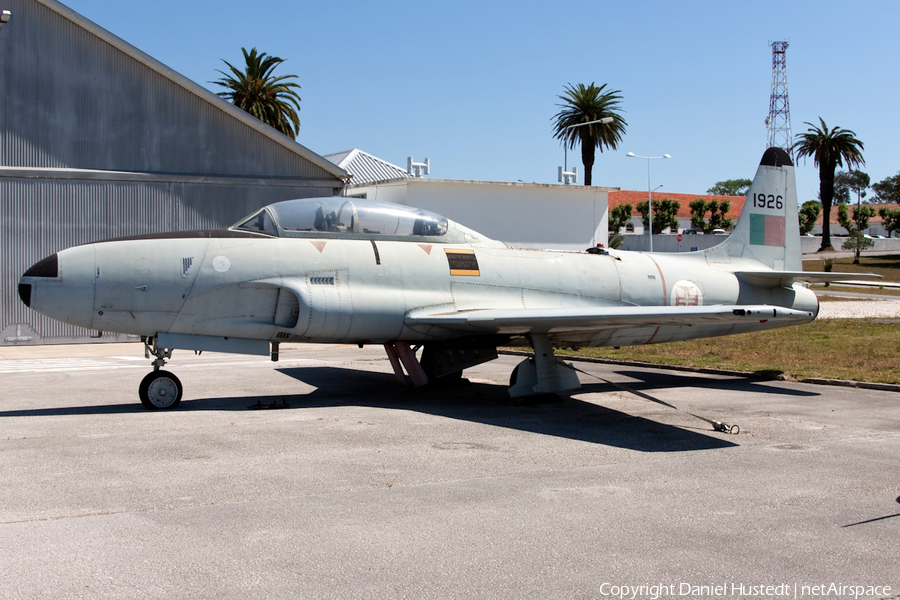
649,184 -> 663,250
626,152 -> 671,252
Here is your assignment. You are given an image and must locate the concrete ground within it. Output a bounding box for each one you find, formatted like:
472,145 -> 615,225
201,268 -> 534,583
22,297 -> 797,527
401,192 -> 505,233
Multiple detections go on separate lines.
1,343 -> 898,600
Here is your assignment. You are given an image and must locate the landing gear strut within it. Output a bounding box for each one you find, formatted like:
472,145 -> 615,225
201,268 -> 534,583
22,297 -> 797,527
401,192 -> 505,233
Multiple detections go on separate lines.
508,334 -> 581,398
139,337 -> 183,410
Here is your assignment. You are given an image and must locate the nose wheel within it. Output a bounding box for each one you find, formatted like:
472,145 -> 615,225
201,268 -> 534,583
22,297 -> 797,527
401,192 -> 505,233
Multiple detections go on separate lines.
139,370 -> 183,410
139,336 -> 183,410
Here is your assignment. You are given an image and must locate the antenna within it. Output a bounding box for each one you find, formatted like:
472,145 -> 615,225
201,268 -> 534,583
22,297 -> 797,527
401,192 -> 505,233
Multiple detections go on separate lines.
407,157 -> 430,177
766,41 -> 793,158
558,166 -> 578,185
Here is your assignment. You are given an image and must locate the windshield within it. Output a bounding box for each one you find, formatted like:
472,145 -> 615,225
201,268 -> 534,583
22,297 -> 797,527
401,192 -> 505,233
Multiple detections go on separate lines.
233,198 -> 449,239
234,208 -> 278,236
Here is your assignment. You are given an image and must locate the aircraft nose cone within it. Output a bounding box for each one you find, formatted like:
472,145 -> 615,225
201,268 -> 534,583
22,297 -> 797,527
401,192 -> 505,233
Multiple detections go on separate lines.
19,253 -> 59,307
19,247 -> 95,329
17,282 -> 32,307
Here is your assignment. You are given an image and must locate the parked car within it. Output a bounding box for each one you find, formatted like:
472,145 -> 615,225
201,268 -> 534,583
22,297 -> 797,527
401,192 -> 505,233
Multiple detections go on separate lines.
682,229 -> 698,235
711,228 -> 727,235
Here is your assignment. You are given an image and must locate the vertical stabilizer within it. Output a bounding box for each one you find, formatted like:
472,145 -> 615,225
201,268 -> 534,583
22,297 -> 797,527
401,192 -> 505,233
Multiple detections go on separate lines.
706,147 -> 800,271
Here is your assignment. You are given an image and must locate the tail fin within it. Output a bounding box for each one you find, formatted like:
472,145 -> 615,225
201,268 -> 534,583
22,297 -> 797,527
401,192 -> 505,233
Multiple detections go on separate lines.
706,147 -> 801,271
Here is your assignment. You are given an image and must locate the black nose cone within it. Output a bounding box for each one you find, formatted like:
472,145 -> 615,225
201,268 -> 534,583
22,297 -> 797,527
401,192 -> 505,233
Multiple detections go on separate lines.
19,253 -> 59,307
23,253 -> 59,278
18,283 -> 31,307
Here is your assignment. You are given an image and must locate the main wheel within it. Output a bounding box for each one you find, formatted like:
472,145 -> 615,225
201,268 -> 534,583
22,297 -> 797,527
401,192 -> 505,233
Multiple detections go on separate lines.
139,370 -> 183,410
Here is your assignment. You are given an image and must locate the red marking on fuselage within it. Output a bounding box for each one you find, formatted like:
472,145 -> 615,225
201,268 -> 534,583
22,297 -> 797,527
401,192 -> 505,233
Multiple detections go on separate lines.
311,241 -> 327,253
673,284 -> 700,306
418,244 -> 433,255
645,256 -> 668,344
647,256 -> 668,306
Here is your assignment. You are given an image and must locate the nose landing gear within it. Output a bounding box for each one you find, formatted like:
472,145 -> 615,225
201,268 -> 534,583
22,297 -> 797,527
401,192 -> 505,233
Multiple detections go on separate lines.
139,337 -> 183,410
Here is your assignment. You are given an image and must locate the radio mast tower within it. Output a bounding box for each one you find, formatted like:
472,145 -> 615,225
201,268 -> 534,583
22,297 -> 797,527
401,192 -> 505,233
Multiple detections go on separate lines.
765,41 -> 793,158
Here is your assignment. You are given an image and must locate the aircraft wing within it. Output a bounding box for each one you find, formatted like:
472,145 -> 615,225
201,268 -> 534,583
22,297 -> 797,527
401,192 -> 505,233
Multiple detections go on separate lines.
734,270 -> 882,288
406,304 -> 814,335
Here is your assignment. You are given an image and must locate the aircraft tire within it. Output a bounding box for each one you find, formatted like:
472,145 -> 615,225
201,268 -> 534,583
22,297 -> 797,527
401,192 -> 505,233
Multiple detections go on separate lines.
139,370 -> 183,410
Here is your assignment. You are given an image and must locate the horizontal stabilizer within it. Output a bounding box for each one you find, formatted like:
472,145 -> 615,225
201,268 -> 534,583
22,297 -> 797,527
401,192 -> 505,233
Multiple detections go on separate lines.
734,270 -> 883,288
407,305 -> 814,335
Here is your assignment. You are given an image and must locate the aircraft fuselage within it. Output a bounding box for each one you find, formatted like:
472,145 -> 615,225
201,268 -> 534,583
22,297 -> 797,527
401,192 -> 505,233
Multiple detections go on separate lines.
25,231 -> 817,351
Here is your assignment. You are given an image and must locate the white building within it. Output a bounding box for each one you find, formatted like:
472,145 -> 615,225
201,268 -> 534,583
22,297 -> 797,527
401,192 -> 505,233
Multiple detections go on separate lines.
327,150 -> 614,251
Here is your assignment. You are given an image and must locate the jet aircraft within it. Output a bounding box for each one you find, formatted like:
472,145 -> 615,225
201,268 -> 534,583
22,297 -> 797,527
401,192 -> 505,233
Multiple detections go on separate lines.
18,148 -> 875,409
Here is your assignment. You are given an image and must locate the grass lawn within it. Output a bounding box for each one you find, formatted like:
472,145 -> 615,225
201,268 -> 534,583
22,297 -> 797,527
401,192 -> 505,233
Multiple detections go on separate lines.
802,254 -> 900,282
563,318 -> 900,384
811,286 -> 900,297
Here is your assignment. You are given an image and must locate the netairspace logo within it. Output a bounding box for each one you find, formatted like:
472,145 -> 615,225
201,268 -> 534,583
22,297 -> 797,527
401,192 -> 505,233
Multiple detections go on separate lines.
597,582 -> 892,600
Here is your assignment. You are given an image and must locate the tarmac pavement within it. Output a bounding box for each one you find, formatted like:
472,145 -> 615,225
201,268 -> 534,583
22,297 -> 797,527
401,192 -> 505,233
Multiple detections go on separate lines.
1,343 -> 898,599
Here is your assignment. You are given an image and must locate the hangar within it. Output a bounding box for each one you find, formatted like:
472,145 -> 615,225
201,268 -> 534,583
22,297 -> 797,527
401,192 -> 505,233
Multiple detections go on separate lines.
0,0 -> 347,345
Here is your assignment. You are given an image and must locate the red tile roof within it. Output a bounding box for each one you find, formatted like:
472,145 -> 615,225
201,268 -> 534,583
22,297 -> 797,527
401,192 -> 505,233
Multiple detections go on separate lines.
815,203 -> 900,225
608,190 -> 745,220
608,191 -> 899,226
608,192 -> 899,227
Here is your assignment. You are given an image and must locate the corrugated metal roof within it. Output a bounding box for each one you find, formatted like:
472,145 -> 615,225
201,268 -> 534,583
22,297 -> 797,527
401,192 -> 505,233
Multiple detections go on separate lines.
324,149 -> 411,185
26,0 -> 347,181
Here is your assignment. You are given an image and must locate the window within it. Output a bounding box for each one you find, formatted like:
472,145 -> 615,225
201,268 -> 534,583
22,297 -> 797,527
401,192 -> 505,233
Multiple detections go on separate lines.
234,208 -> 277,236
231,198 -> 449,239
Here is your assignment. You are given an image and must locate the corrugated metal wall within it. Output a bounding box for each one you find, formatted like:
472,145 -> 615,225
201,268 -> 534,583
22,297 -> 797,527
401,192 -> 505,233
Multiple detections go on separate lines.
1,179 -> 337,344
0,0 -> 346,344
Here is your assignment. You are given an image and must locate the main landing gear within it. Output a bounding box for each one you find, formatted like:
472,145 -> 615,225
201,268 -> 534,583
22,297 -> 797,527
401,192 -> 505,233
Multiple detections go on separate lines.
139,337 -> 183,410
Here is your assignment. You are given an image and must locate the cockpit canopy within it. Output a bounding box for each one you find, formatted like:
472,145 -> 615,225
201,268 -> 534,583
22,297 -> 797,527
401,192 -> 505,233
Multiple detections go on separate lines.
232,197 -> 457,241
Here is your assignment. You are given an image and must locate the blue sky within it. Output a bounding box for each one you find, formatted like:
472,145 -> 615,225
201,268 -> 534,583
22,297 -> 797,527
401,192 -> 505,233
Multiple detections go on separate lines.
63,0 -> 899,205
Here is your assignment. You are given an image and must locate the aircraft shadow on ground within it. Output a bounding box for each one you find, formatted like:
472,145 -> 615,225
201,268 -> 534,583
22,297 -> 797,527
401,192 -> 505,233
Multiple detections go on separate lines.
251,366 -> 738,453
585,369 -> 821,398
2,364 -> 805,453
0,403 -> 148,418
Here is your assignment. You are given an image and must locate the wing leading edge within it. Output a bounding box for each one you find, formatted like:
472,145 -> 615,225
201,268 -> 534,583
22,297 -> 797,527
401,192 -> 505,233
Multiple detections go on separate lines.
406,304 -> 815,335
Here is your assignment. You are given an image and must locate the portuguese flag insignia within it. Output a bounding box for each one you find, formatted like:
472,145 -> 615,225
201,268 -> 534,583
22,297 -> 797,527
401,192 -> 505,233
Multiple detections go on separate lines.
749,213 -> 785,246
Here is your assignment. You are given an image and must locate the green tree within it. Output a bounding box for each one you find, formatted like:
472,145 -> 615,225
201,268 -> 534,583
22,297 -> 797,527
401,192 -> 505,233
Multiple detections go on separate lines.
878,207 -> 900,238
637,198 -> 680,234
552,83 -> 627,186
872,172 -> 900,204
837,203 -> 876,263
212,47 -> 302,139
798,201 -> 822,236
706,179 -> 751,196
833,170 -> 870,204
689,199 -> 733,234
793,118 -> 865,251
608,204 -> 633,234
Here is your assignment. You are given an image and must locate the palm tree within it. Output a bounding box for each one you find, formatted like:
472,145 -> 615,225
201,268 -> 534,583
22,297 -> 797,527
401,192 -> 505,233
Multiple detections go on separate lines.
793,118 -> 865,251
552,83 -> 626,186
212,47 -> 302,139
